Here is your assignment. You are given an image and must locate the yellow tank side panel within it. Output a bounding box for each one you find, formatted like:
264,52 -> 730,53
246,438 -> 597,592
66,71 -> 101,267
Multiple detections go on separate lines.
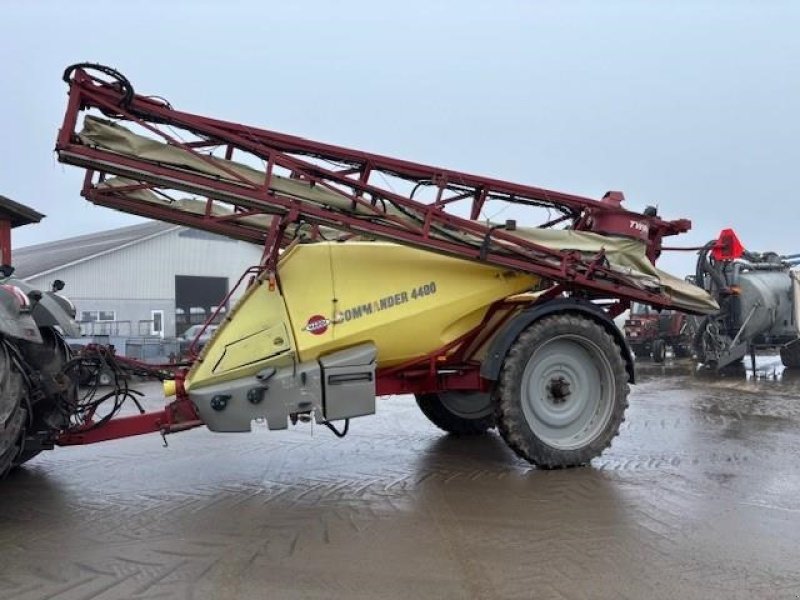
187,241 -> 542,392
185,276 -> 296,391
277,243 -> 336,359
280,242 -> 539,366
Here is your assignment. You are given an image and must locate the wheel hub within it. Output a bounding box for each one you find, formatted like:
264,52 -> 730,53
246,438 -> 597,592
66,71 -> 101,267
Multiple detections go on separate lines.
520,335 -> 615,451
547,376 -> 571,404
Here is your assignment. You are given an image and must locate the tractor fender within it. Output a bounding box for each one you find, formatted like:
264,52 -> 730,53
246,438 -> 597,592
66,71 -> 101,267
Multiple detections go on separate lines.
480,297 -> 635,384
0,284 -> 43,343
8,279 -> 81,337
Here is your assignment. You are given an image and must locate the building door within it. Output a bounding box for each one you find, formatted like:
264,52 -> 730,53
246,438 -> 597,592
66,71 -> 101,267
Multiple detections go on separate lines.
150,310 -> 165,338
174,275 -> 229,337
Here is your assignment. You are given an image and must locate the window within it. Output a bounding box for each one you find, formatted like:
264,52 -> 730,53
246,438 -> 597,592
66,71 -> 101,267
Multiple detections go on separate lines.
80,310 -> 116,322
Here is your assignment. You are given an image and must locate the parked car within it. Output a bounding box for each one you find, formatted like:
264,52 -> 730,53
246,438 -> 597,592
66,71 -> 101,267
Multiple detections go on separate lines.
178,324 -> 219,356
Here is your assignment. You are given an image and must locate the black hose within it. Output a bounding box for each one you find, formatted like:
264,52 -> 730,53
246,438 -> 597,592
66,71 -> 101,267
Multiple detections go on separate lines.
62,62 -> 135,108
324,419 -> 350,438
695,240 -> 729,292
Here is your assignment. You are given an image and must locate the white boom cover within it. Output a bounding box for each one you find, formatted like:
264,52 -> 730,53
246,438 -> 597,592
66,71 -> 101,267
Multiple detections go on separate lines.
77,116 -> 718,314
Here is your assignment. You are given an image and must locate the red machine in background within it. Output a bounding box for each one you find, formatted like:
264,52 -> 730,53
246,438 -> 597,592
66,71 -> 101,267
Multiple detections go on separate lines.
624,304 -> 694,362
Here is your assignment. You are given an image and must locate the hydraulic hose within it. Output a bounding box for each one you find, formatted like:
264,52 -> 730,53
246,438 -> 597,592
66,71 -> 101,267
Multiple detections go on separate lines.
62,63 -> 135,108
696,240 -> 729,293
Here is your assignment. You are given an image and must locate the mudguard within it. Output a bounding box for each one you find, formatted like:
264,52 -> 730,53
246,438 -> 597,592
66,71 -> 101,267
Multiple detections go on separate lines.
0,283 -> 43,343
6,279 -> 81,338
480,297 -> 636,384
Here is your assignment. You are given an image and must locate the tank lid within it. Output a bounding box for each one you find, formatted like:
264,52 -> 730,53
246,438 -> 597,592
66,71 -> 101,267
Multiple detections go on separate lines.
712,229 -> 745,261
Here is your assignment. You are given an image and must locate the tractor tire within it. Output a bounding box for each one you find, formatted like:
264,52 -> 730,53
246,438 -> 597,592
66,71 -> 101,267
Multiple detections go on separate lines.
494,314 -> 629,468
415,392 -> 495,435
14,327 -> 75,468
780,340 -> 800,369
20,327 -> 71,380
0,341 -> 28,476
651,339 -> 667,363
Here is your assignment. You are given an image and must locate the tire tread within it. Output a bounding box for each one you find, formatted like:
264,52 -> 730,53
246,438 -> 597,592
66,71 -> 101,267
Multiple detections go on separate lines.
494,314 -> 629,468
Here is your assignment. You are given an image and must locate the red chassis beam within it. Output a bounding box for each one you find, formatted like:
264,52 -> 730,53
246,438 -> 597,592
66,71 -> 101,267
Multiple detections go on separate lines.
52,295 -> 624,446
55,369 -> 486,446
56,395 -> 203,446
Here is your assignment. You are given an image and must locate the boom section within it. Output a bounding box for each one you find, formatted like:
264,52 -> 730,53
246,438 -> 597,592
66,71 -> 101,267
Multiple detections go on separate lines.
56,64 -> 693,309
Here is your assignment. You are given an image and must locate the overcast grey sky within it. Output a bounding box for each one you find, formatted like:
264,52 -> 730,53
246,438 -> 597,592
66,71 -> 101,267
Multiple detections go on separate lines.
1,0 -> 798,276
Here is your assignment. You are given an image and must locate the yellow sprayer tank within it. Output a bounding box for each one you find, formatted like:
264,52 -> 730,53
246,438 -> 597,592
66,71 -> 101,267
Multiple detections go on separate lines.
187,241 -> 539,390
183,240 -> 635,469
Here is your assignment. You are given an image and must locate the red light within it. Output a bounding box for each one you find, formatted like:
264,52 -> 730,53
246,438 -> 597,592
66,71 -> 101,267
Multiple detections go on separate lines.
711,229 -> 745,261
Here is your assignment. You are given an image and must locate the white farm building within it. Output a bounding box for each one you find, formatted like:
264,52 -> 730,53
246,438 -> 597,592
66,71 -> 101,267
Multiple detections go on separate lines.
13,222 -> 263,342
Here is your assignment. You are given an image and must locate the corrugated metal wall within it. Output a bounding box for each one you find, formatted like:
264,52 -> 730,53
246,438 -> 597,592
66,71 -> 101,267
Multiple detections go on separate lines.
25,227 -> 263,337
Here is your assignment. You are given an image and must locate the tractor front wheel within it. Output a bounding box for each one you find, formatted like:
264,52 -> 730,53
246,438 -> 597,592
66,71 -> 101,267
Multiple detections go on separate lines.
416,391 -> 495,435
495,314 -> 629,468
651,338 -> 667,363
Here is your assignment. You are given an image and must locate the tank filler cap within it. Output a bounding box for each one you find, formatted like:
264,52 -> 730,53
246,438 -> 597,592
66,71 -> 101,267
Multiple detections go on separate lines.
711,229 -> 745,261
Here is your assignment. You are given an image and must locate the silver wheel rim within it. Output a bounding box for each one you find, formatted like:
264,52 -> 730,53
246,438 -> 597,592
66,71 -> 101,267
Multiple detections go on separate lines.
521,334 -> 615,450
439,391 -> 492,420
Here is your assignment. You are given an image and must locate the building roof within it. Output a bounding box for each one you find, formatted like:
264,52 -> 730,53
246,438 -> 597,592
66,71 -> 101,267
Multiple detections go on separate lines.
13,221 -> 176,280
0,195 -> 45,228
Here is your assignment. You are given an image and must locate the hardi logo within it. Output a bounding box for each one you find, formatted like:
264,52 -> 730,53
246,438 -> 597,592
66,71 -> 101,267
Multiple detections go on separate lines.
303,315 -> 331,335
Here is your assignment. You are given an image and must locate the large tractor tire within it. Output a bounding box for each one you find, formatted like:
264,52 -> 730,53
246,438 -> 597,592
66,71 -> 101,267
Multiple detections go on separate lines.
0,341 -> 28,476
495,314 -> 629,468
11,327 -> 74,470
780,340 -> 800,369
416,391 -> 495,435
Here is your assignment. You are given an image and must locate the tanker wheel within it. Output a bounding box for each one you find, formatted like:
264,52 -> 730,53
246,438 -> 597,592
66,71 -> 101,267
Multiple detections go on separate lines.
0,341 -> 28,476
494,314 -> 629,468
415,391 -> 495,435
651,339 -> 667,363
780,340 -> 800,369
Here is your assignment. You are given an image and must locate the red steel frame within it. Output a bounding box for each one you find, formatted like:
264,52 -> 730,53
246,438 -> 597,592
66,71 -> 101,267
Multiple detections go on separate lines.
56,361 -> 201,446
53,64 -> 698,445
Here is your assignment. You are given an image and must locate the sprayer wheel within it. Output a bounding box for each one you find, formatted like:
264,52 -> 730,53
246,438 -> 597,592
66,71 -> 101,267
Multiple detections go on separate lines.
416,392 -> 495,435
495,314 -> 629,468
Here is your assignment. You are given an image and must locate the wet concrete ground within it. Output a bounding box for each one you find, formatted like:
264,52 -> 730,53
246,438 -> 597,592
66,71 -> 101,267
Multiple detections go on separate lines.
2,356 -> 800,600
